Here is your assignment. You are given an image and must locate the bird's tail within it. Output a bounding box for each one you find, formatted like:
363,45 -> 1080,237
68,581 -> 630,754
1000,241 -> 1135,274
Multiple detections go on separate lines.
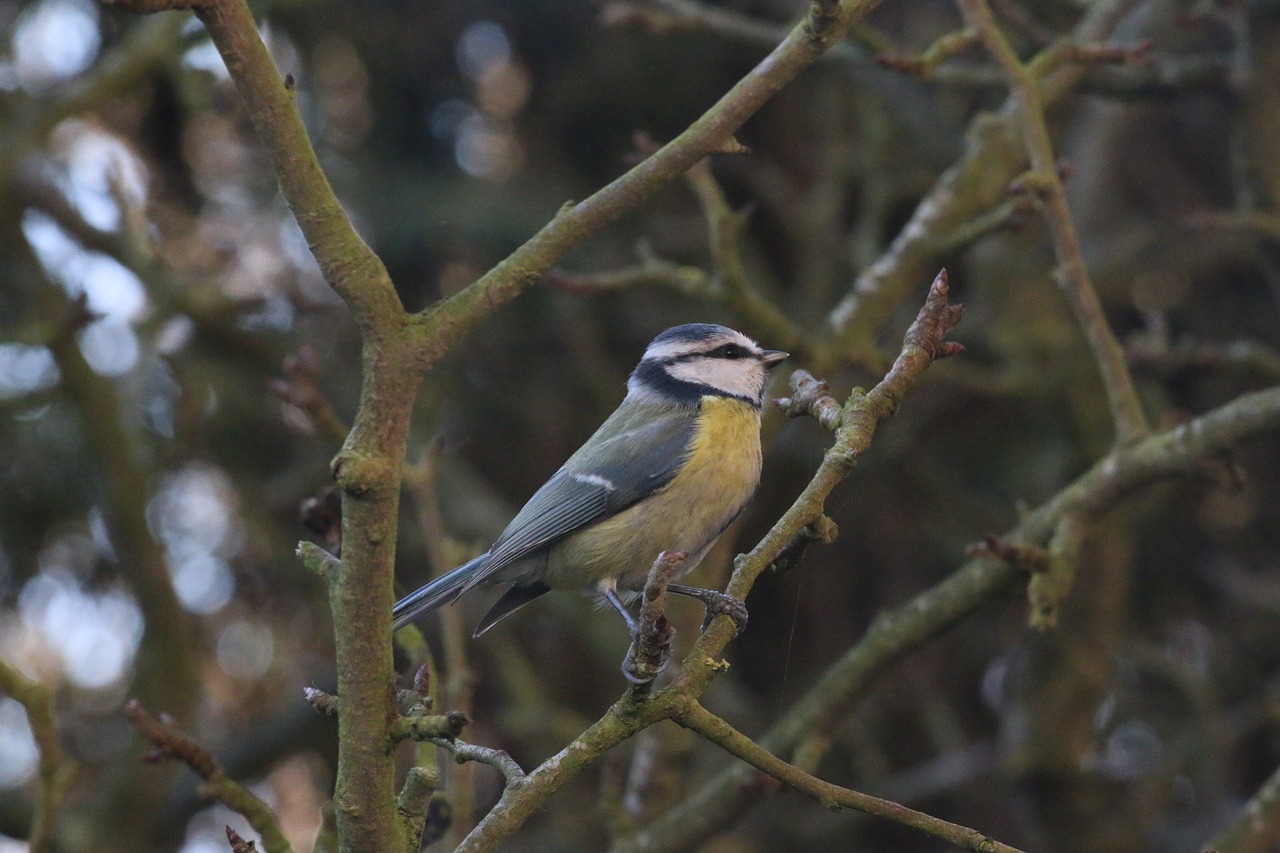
392,553 -> 489,630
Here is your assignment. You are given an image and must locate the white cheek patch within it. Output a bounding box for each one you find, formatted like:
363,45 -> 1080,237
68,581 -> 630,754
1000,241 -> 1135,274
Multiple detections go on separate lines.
666,358 -> 765,399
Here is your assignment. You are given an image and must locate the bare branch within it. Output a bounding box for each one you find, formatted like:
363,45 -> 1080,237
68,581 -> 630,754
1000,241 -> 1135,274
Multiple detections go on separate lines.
430,738 -> 528,789
0,660 -> 76,853
124,700 -> 293,853
678,703 -> 1027,853
957,0 -> 1150,445
613,383 -> 1280,852
774,370 -> 843,430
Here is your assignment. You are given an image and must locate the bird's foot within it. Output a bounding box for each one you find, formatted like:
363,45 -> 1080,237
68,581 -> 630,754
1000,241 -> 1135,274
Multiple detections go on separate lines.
622,646 -> 669,684
667,584 -> 749,636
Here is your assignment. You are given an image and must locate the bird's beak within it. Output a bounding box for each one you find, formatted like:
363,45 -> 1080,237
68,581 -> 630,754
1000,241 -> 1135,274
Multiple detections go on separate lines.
761,349 -> 789,367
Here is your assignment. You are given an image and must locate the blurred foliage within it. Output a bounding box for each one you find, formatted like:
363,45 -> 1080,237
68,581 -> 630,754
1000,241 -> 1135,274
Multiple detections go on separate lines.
0,0 -> 1279,851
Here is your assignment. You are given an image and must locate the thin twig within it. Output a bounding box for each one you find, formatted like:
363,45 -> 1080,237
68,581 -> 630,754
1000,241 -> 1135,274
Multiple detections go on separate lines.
124,700 -> 293,853
0,660 -> 76,853
682,158 -> 806,355
774,370 -> 843,431
957,0 -> 1150,446
429,738 -> 528,788
390,713 -> 470,744
677,703 -> 1027,853
396,765 -> 442,850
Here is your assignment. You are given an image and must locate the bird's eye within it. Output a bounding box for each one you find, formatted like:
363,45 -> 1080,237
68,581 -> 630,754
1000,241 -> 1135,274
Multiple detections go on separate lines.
716,344 -> 744,359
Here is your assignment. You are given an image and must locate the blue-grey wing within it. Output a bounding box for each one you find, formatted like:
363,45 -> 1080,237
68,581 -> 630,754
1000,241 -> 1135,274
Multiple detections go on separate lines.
461,407 -> 695,591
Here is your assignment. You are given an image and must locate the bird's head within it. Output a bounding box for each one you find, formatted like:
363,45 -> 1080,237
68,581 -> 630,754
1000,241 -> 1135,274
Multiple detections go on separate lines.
627,324 -> 788,408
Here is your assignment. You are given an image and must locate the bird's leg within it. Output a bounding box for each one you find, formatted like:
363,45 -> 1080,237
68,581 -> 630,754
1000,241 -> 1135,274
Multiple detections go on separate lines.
600,582 -> 639,634
667,584 -> 749,636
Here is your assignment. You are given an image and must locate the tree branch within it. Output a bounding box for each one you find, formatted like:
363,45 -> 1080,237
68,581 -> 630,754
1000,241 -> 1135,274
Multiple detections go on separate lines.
677,702 -> 1026,853
429,738 -> 528,789
0,660 -> 76,853
124,700 -> 293,853
957,0 -> 1150,445
411,0 -> 887,368
1206,761 -> 1280,853
610,382 -> 1280,852
685,270 -> 962,673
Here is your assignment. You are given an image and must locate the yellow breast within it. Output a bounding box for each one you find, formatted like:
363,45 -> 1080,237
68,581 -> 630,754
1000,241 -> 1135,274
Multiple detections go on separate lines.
546,396 -> 763,590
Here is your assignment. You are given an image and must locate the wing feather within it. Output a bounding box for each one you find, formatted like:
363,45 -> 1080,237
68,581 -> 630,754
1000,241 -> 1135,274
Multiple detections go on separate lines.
461,407 -> 695,591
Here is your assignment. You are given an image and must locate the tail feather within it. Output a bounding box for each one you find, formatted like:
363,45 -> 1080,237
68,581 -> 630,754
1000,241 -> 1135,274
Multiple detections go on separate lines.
393,553 -> 489,630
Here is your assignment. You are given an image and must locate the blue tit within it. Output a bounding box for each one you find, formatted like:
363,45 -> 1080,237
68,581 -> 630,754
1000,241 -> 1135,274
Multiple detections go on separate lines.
393,323 -> 787,636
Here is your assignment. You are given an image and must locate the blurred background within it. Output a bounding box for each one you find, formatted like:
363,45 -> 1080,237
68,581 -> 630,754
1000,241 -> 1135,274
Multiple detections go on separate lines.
0,0 -> 1279,850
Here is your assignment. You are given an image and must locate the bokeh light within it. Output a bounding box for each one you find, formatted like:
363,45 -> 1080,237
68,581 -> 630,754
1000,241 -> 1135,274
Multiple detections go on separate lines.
12,0 -> 100,90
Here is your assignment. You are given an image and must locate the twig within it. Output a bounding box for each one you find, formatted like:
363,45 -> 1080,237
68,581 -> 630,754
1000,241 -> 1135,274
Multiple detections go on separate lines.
303,686 -> 341,717
774,370 -> 843,430
623,550 -> 686,687
1027,514 -> 1086,629
877,27 -> 979,78
704,271 -> 962,650
226,826 -> 258,853
957,0 -> 1150,446
124,700 -> 293,853
548,255 -> 712,297
430,738 -> 528,788
1204,761 -> 1280,853
677,703 -> 1027,853
682,158 -> 805,355
296,542 -> 340,584
396,765 -> 442,850
1127,338 -> 1280,382
0,660 -> 76,853
966,533 -> 1050,573
270,348 -> 349,444
390,712 -> 469,744
611,383 -> 1280,852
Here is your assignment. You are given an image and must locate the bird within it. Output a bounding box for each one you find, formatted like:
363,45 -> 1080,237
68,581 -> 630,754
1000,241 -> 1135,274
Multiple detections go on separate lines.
393,323 -> 787,637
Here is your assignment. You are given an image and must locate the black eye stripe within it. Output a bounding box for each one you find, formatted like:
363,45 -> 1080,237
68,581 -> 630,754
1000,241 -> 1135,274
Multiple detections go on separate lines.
663,344 -> 759,363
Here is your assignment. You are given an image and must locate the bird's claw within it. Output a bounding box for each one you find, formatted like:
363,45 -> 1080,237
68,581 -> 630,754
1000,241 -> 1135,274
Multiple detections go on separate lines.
668,584 -> 749,637
621,651 -> 668,684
